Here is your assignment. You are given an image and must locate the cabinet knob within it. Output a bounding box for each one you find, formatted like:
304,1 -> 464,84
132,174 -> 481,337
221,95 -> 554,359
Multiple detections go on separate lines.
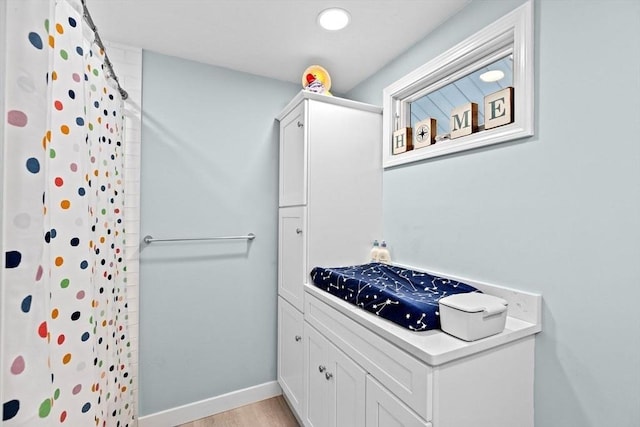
296,228 -> 303,234
297,121 -> 304,128
325,372 -> 333,380
318,365 -> 326,373
295,335 -> 302,342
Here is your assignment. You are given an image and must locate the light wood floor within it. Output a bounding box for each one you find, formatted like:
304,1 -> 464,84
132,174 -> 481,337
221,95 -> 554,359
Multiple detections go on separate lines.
178,396 -> 299,427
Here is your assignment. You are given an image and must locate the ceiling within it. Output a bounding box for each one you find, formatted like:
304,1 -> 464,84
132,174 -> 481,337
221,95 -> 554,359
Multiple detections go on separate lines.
87,0 -> 471,94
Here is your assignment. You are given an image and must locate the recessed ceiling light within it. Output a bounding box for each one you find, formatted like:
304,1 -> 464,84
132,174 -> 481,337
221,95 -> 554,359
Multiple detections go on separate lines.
318,8 -> 351,31
479,70 -> 505,83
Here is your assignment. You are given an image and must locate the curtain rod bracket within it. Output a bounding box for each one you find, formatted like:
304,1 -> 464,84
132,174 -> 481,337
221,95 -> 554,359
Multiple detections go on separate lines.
81,1 -> 127,101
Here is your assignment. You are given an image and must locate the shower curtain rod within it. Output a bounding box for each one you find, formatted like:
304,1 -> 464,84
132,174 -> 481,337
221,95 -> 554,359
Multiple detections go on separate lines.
80,0 -> 128,100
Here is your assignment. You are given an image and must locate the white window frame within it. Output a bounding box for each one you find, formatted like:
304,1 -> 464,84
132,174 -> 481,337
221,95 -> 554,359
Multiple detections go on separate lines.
382,0 -> 534,168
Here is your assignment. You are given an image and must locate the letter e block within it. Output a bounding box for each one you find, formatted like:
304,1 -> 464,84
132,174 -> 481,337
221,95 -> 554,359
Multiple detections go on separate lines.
450,102 -> 478,139
414,118 -> 437,149
484,87 -> 514,130
392,127 -> 413,155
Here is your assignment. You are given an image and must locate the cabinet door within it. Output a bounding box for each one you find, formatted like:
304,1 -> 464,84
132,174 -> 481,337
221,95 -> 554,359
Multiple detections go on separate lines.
278,206 -> 305,310
278,297 -> 304,416
279,103 -> 306,207
305,323 -> 329,427
328,344 -> 366,427
305,323 -> 367,427
366,376 -> 429,427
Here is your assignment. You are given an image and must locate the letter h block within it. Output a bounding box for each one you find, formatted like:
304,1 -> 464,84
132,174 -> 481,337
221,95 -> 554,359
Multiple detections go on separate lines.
392,127 -> 413,155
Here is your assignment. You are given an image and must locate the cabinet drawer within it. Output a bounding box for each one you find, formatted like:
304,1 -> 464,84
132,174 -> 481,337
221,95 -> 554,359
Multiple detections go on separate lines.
305,294 -> 432,421
366,376 -> 431,427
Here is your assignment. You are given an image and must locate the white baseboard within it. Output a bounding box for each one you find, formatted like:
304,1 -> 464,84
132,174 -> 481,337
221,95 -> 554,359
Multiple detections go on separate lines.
138,381 -> 282,427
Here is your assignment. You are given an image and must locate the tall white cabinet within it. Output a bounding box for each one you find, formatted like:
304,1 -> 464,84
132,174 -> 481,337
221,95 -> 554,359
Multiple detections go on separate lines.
276,92 -> 383,422
276,92 -> 540,427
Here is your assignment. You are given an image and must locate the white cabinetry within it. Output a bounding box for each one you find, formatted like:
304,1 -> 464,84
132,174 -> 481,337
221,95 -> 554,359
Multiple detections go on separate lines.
279,103 -> 306,207
366,376 -> 430,427
278,91 -> 540,427
304,323 -> 366,427
278,207 -> 305,310
277,91 -> 383,272
277,297 -> 304,413
304,288 -> 538,427
276,91 -> 383,420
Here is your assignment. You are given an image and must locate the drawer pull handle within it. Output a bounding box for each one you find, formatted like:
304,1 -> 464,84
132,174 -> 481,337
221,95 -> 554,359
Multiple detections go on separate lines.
325,372 -> 333,380
294,335 -> 302,342
297,121 -> 303,128
296,228 -> 303,234
318,365 -> 326,373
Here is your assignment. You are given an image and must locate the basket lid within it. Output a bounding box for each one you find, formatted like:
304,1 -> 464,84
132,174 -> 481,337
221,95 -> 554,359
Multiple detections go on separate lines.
439,292 -> 508,316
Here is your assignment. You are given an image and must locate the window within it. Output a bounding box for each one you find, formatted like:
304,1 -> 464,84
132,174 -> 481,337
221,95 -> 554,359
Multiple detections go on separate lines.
382,1 -> 534,168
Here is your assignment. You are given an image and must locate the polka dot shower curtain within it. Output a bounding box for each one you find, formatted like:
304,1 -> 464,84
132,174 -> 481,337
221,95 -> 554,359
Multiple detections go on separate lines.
2,0 -> 134,425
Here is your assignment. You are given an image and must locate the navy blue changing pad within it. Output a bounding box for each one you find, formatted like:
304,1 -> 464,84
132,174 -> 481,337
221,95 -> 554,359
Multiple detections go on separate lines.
310,263 -> 480,331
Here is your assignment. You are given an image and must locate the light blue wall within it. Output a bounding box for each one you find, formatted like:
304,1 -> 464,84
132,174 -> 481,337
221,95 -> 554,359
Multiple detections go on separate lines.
348,1 -> 640,426
139,51 -> 299,415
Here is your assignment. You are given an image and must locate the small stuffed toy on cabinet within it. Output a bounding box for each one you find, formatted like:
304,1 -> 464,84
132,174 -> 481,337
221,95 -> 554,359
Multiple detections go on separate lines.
302,65 -> 332,95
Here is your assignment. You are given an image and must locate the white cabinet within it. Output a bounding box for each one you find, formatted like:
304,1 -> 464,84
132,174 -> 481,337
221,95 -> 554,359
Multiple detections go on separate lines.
275,92 -> 539,427
366,376 -> 430,427
278,207 -> 305,311
275,92 -> 538,427
276,91 -> 383,280
303,310 -> 428,427
304,289 -> 538,427
276,92 -> 383,422
279,103 -> 306,207
305,323 -> 328,427
277,297 -> 304,415
304,323 -> 366,427
305,293 -> 431,420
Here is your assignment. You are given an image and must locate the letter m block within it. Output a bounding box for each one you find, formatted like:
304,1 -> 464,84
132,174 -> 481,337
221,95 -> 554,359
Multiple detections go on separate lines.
450,102 -> 478,139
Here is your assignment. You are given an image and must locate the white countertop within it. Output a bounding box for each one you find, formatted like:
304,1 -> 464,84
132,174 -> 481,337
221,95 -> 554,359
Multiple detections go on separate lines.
304,282 -> 541,366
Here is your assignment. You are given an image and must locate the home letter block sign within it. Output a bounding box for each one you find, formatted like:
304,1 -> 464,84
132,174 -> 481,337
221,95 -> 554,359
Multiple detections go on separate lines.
414,118 -> 437,149
450,102 -> 478,139
484,87 -> 514,129
392,127 -> 413,155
